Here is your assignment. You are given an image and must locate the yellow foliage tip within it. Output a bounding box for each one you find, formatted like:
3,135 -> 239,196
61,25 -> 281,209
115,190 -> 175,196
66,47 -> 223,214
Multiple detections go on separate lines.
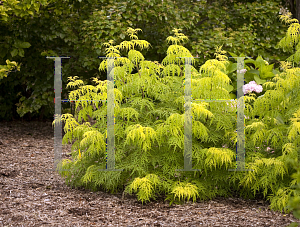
78,149 -> 81,159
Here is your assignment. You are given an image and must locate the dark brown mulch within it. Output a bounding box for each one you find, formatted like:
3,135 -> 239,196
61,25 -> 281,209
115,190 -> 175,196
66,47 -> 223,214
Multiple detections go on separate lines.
0,120 -> 299,227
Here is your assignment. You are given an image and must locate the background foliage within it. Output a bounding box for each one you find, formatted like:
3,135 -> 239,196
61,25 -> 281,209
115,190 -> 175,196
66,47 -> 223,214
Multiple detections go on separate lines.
0,0 -> 295,121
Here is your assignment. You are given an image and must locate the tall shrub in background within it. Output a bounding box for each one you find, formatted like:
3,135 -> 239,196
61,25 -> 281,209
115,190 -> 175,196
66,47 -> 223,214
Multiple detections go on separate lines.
0,0 -> 292,121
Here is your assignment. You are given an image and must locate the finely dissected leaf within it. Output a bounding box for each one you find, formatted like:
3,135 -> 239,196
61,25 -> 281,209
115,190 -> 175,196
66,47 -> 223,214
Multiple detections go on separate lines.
128,49 -> 144,66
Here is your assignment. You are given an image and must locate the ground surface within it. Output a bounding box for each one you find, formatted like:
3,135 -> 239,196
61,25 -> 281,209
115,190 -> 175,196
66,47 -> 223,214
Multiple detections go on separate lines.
0,120 -> 299,227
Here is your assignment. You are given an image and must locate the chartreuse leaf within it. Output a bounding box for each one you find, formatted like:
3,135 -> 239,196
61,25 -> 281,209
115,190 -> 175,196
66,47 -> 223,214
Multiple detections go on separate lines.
263,72 -> 275,79
254,55 -> 266,69
228,51 -> 237,58
224,84 -> 234,92
259,64 -> 274,78
244,59 -> 256,64
254,75 -> 266,85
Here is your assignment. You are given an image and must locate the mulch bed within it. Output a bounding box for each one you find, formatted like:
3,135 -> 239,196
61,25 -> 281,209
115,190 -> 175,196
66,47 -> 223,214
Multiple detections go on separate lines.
0,120 -> 299,227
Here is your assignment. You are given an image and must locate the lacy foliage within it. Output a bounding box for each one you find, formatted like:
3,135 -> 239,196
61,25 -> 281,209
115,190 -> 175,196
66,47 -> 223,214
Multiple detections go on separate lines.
54,27 -> 299,214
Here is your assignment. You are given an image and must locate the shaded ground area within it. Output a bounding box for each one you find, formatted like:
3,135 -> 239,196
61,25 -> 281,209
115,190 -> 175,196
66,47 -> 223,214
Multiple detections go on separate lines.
0,120 -> 299,226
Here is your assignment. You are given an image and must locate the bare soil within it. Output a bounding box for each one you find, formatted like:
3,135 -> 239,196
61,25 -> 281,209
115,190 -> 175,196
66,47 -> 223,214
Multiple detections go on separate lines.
0,120 -> 299,227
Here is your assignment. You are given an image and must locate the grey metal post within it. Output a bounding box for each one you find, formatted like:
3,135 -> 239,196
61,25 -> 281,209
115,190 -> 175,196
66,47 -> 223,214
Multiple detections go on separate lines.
176,57 -> 200,172
46,56 -> 70,172
98,57 -> 123,172
175,56 -> 253,173
228,57 -> 253,172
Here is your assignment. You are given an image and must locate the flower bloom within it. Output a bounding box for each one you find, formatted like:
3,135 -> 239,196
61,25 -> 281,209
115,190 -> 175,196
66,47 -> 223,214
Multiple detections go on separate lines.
237,69 -> 247,74
243,81 -> 263,94
226,100 -> 237,109
266,147 -> 275,153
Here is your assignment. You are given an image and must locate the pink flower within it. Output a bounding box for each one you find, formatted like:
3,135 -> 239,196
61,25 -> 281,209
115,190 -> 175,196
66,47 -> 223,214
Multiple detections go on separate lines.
243,81 -> 263,94
237,69 -> 247,74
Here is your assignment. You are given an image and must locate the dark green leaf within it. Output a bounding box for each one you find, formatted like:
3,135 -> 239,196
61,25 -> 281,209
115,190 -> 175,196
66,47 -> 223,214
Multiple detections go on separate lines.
11,49 -> 18,57
18,49 -> 24,57
247,69 -> 260,76
19,42 -> 31,49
